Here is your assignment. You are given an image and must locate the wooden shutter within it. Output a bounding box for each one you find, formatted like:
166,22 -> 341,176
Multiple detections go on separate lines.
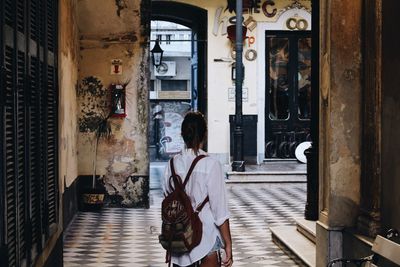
4,44 -> 18,267
1,0 -> 59,266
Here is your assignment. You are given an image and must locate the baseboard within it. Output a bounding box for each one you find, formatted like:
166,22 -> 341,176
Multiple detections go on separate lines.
63,177 -> 78,230
43,233 -> 63,267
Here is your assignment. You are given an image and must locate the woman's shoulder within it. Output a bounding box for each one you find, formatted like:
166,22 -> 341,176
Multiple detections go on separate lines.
199,153 -> 222,170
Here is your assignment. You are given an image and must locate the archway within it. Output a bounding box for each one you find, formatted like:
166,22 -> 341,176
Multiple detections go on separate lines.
149,2 -> 207,189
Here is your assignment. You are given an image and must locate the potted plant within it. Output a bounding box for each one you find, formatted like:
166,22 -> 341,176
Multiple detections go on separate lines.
77,77 -> 112,211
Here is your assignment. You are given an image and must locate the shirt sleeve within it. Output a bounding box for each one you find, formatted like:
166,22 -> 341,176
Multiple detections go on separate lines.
206,161 -> 230,226
162,160 -> 172,195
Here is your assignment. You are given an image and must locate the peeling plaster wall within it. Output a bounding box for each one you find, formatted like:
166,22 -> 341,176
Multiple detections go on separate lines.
59,0 -> 79,192
77,0 -> 150,207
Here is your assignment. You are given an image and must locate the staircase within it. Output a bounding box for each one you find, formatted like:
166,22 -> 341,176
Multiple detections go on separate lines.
270,219 -> 316,267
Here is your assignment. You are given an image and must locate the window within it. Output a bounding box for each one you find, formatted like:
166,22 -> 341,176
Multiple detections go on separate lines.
166,34 -> 172,44
156,34 -> 162,43
150,80 -> 155,91
161,80 -> 188,91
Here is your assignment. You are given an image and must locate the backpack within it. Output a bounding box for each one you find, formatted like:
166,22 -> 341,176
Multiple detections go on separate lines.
159,155 -> 209,265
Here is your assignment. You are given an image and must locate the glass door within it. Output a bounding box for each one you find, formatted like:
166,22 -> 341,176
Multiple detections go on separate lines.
265,32 -> 312,159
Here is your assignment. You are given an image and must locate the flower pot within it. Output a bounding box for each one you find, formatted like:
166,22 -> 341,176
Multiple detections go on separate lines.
227,25 -> 248,43
79,187 -> 105,211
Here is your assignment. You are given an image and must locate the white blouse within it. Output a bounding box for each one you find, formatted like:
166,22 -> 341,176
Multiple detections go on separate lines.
162,148 -> 230,266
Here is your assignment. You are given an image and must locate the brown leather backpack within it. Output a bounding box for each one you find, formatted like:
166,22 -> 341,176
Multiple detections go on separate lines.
159,155 -> 209,265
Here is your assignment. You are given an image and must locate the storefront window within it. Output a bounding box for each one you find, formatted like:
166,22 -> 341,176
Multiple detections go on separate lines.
268,37 -> 290,120
160,80 -> 188,91
298,38 -> 312,120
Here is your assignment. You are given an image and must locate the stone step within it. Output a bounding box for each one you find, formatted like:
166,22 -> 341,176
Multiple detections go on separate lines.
296,219 -> 317,244
271,226 -> 316,267
226,173 -> 306,183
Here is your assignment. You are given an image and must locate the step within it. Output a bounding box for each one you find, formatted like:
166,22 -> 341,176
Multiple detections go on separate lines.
296,219 -> 317,244
271,226 -> 316,267
226,173 -> 306,183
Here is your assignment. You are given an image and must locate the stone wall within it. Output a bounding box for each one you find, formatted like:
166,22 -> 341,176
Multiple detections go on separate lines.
76,0 -> 150,207
317,0 -> 363,265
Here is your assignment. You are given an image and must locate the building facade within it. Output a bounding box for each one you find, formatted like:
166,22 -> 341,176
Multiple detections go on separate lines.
1,0 -> 400,266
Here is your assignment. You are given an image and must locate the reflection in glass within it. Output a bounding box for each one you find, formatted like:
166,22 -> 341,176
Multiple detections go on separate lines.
268,38 -> 289,120
298,38 -> 311,120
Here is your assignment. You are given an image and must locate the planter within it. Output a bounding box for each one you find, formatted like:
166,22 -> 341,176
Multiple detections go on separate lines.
227,25 -> 248,43
80,188 -> 105,211
77,175 -> 106,211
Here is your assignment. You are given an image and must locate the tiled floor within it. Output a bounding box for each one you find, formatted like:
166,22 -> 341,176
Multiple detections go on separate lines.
64,182 -> 306,267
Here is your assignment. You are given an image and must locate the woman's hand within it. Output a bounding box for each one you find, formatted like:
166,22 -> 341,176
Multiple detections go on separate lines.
218,219 -> 233,266
222,245 -> 233,267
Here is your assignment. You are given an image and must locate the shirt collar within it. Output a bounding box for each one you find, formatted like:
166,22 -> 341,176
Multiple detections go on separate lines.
181,148 -> 206,156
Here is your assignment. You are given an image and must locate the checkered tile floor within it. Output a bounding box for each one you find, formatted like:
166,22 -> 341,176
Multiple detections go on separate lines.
64,183 -> 306,267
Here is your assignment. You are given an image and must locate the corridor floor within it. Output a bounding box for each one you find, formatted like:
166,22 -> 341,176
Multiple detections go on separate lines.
64,183 -> 306,267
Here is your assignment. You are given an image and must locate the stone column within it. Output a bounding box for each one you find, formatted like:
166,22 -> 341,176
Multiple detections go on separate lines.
357,0 -> 382,238
317,0 -> 363,265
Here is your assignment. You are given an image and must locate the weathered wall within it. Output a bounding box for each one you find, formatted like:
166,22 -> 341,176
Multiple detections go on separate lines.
382,0 -> 400,232
59,0 -> 79,191
317,0 -> 362,265
77,0 -> 150,207
319,0 -> 362,228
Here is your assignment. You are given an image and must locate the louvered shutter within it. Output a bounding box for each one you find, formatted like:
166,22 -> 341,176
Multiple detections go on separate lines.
1,0 -> 59,266
4,45 -> 18,267
46,66 -> 57,229
29,55 -> 42,262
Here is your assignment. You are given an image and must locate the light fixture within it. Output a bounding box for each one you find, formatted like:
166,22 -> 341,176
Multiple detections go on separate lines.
151,39 -> 164,67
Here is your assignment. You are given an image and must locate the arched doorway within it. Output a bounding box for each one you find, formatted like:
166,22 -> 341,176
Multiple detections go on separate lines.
149,2 -> 207,188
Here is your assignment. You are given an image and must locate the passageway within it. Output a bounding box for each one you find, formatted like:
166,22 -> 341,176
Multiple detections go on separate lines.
64,181 -> 305,266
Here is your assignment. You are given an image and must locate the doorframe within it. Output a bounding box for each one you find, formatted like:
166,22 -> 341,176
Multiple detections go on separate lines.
264,30 -> 312,159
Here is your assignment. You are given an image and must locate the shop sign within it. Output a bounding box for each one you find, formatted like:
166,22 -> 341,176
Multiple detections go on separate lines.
286,17 -> 309,30
228,87 -> 248,102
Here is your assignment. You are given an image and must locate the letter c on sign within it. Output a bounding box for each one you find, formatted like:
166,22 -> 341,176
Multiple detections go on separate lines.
262,0 -> 277,18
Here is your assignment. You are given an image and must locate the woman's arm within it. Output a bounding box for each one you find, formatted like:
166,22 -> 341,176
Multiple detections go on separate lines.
218,219 -> 233,267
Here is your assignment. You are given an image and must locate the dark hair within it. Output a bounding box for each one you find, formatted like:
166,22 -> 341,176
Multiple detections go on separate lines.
181,111 -> 207,154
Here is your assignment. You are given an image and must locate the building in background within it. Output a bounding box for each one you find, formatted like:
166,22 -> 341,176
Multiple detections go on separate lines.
1,0 -> 400,266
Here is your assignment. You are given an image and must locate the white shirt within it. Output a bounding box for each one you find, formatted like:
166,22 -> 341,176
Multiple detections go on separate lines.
162,149 -> 230,266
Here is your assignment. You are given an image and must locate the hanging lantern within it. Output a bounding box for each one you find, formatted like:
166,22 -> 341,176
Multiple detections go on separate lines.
151,39 -> 164,67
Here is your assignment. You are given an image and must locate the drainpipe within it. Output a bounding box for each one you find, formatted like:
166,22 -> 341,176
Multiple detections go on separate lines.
232,0 -> 245,172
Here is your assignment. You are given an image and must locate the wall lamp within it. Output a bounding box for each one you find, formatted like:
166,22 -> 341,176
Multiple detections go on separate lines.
151,39 -> 164,67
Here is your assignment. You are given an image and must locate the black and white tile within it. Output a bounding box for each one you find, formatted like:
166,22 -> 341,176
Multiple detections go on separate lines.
64,182 -> 306,267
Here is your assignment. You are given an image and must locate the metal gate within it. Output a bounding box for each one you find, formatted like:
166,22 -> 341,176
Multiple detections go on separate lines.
0,0 -> 58,266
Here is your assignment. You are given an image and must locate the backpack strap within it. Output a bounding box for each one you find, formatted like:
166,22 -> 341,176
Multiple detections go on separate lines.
195,196 -> 209,213
168,157 -> 184,192
183,154 -> 207,188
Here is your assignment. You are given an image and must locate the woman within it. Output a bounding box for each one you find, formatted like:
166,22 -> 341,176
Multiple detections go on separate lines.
162,112 -> 233,267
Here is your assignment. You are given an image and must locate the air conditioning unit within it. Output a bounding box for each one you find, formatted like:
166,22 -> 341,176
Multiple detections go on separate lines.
154,61 -> 176,77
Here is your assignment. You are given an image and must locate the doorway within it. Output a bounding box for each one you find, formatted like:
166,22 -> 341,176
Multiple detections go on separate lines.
265,31 -> 312,159
149,2 -> 207,189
